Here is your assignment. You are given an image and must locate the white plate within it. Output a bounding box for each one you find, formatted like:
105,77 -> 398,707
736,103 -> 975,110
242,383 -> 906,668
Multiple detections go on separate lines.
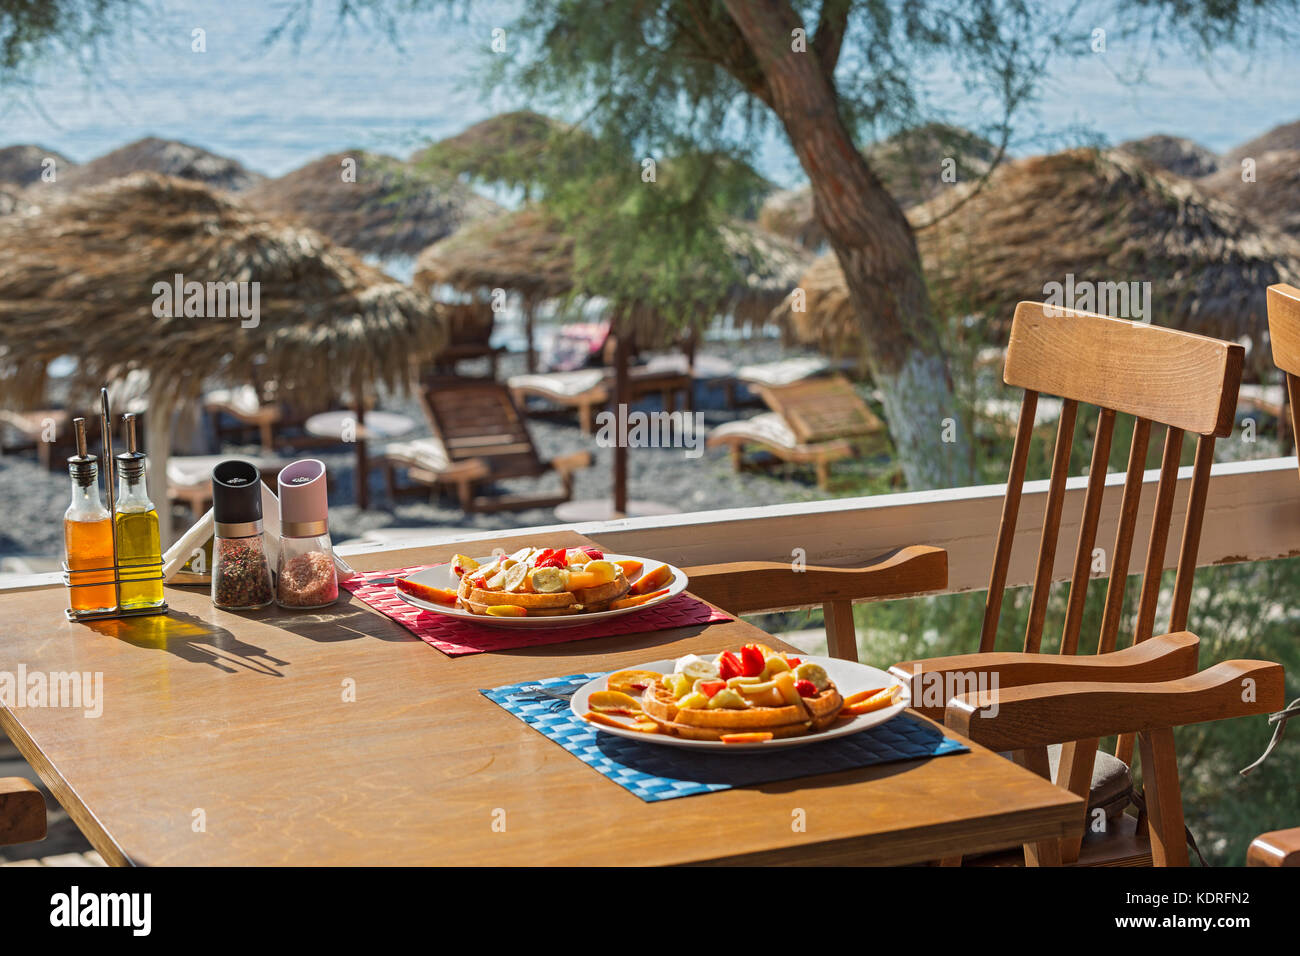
570,655 -> 909,752
392,552 -> 689,628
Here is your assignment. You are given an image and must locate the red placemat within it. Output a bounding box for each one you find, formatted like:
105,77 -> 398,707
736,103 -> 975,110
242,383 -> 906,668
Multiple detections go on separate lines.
341,564 -> 732,656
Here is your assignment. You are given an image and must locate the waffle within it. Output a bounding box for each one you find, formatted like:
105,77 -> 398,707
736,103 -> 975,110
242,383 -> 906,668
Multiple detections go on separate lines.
639,676 -> 843,739
456,567 -> 629,615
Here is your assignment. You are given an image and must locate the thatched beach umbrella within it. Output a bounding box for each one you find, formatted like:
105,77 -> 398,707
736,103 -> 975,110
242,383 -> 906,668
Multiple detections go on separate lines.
780,148 -> 1300,372
414,207 -> 575,372
243,151 -> 500,259
414,111 -> 591,193
416,206 -> 809,513
1111,135 -> 1220,178
1201,149 -> 1300,239
0,186 -> 34,217
0,172 -> 447,538
59,137 -> 265,192
1224,119 -> 1300,167
0,144 -> 75,187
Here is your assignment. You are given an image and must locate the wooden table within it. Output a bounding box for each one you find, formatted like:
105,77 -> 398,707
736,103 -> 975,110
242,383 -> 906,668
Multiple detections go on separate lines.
0,531 -> 1083,866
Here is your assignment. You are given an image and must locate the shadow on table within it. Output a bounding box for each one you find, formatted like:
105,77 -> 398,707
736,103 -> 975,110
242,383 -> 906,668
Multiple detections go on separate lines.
84,609 -> 290,676
272,594 -> 425,644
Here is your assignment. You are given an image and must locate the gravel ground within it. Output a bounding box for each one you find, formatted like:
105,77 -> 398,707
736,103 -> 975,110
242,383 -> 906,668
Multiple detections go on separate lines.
0,339 -> 828,567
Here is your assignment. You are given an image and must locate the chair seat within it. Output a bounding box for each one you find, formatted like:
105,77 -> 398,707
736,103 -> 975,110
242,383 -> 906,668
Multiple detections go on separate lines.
998,746 -> 1133,819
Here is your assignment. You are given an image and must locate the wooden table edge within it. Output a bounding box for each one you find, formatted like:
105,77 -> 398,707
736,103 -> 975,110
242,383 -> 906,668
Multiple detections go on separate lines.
0,700 -> 134,867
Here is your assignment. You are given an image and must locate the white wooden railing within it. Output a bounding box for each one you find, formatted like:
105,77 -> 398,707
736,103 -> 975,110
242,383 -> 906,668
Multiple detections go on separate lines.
5,455 -> 1300,600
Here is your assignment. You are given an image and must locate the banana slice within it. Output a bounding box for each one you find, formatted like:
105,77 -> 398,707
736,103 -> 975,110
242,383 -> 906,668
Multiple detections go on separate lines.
502,562 -> 530,592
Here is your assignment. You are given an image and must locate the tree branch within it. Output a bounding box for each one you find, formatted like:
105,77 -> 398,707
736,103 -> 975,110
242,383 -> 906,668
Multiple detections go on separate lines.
812,0 -> 851,81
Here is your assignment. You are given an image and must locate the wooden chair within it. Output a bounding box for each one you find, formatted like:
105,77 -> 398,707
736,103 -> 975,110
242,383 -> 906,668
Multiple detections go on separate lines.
385,378 -> 592,512
0,778 -> 46,848
1267,284 -> 1300,458
945,660 -> 1285,866
1248,828 -> 1300,866
891,300 -> 1245,866
708,375 -> 883,488
1246,284 -> 1300,868
683,546 -> 948,662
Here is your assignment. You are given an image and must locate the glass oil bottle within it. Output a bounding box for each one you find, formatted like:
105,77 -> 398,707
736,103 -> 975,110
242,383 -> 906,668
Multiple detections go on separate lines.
63,417 -> 117,614
113,413 -> 164,610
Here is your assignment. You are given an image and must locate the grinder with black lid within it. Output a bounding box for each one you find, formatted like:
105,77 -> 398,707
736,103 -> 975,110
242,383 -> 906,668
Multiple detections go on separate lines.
210,459 -> 274,610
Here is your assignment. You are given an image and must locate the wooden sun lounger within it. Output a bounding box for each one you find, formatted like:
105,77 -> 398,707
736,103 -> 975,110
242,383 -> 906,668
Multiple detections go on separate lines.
203,386 -> 281,450
385,379 -> 593,512
508,363 -> 695,431
708,375 -> 883,487
507,370 -> 609,434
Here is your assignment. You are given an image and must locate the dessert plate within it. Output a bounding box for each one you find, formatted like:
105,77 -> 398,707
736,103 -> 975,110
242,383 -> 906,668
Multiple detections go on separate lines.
393,554 -> 689,628
571,655 -> 909,751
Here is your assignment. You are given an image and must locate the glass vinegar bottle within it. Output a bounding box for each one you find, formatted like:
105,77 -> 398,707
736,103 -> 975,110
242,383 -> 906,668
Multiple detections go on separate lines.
64,417 -> 117,614
113,413 -> 164,610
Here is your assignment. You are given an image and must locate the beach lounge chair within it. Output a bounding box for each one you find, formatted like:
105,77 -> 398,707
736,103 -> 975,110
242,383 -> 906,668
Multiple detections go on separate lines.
507,369 -> 608,434
707,374 -> 883,487
429,302 -> 505,377
204,384 -> 281,449
167,454 -> 289,517
385,379 -> 593,512
890,300 -> 1256,867
0,408 -> 73,470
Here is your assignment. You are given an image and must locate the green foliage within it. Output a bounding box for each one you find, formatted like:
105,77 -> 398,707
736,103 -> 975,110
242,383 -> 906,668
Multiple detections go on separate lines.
0,0 -> 145,81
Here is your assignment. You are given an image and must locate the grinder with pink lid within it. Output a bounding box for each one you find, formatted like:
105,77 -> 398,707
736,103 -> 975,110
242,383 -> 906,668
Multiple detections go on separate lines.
275,459 -> 339,609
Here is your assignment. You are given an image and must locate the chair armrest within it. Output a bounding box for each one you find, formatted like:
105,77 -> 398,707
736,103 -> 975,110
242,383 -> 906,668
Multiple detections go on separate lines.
1248,827 -> 1300,866
891,632 -> 1201,721
681,544 -> 946,616
0,777 -> 46,846
547,450 -> 594,475
943,660 -> 1285,752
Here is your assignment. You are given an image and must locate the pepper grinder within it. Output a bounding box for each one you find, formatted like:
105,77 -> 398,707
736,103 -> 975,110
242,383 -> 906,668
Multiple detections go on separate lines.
275,459 -> 338,609
210,460 -> 274,610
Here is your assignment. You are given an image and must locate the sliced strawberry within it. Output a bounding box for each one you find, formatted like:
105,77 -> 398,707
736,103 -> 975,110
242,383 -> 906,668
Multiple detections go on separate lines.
698,679 -> 727,698
717,650 -> 743,681
741,644 -> 766,677
785,657 -> 802,668
794,679 -> 818,698
581,547 -> 604,560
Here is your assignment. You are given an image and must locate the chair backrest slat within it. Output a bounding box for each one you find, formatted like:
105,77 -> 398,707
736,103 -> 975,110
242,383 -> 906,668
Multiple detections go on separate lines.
989,301 -> 1242,663
1169,436 -> 1217,632
1059,407 -> 1116,655
1098,417 -> 1152,654
1133,425 -> 1185,646
980,389 -> 1038,652
1023,399 -> 1079,653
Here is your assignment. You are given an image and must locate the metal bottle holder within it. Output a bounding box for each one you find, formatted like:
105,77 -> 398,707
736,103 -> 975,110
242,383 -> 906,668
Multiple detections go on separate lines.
62,387 -> 169,622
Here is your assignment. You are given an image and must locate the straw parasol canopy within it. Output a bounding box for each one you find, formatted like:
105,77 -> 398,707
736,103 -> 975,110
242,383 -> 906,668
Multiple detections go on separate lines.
0,173 -> 447,537
243,150 -> 501,258
415,206 -> 809,344
414,111 -> 590,185
779,148 -> 1300,370
1224,119 -> 1300,167
0,171 -> 446,403
1201,149 -> 1300,238
0,144 -> 75,187
1111,135 -> 1220,178
0,186 -> 34,217
759,124 -> 999,249
59,137 -> 265,193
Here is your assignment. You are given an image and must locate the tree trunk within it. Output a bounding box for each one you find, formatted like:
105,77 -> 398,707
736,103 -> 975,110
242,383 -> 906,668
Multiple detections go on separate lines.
723,0 -> 973,490
611,333 -> 630,516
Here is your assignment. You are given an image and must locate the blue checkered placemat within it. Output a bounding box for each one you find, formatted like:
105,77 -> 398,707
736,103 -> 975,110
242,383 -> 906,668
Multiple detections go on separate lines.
480,671 -> 969,802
